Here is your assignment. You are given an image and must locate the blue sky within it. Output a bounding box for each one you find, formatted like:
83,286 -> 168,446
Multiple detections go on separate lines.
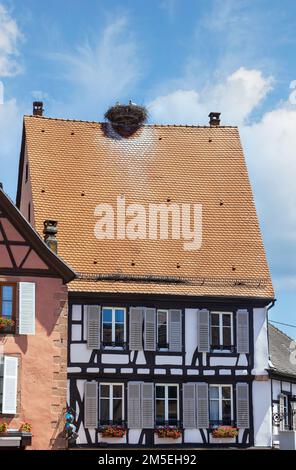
0,0 -> 296,337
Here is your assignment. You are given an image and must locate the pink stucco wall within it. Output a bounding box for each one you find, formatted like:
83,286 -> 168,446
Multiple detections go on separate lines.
0,275 -> 68,450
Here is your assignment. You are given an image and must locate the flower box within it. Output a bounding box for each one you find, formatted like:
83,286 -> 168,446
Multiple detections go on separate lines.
99,425 -> 126,438
154,426 -> 182,439
0,318 -> 15,334
211,426 -> 238,439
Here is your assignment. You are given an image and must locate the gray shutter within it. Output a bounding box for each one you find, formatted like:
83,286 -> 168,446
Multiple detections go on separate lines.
144,308 -> 156,351
169,309 -> 182,352
84,381 -> 98,428
2,356 -> 18,414
141,383 -> 154,429
279,394 -> 285,431
291,402 -> 296,430
236,309 -> 249,353
128,382 -> 142,428
129,307 -> 143,351
183,383 -> 196,428
18,282 -> 35,335
86,305 -> 101,349
197,309 -> 210,352
236,383 -> 250,428
196,382 -> 209,428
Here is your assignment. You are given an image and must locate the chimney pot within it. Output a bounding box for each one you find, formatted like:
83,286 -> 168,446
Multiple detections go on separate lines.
43,220 -> 58,253
33,101 -> 44,116
209,112 -> 221,126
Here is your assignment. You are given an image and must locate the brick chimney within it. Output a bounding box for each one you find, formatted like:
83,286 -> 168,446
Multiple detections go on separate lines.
209,112 -> 221,126
33,101 -> 44,116
43,220 -> 58,253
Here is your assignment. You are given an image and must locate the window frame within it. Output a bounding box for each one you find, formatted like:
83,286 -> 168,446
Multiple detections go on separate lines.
155,383 -> 179,425
101,307 -> 126,348
209,384 -> 233,427
210,311 -> 233,351
0,283 -> 17,334
157,309 -> 169,350
99,383 -> 124,425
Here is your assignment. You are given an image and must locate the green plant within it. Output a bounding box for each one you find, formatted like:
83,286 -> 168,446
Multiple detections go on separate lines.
0,422 -> 8,433
212,426 -> 238,438
99,425 -> 126,438
154,426 -> 182,439
0,317 -> 15,331
19,422 -> 32,433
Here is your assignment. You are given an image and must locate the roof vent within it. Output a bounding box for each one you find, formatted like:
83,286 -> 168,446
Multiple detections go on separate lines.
105,101 -> 148,136
209,112 -> 221,126
33,101 -> 44,116
43,220 -> 58,253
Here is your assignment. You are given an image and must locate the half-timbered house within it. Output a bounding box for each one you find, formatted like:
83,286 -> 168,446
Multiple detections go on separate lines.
16,103 -> 275,448
0,186 -> 75,449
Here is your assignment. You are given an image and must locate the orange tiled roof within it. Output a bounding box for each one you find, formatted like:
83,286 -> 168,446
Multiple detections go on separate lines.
21,115 -> 274,299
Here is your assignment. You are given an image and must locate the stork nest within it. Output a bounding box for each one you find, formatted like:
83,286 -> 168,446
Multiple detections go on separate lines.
105,103 -> 148,128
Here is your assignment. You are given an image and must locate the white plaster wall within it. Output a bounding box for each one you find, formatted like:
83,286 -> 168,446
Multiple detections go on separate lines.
210,357 -> 236,366
185,308 -> 198,365
72,305 -> 82,321
70,344 -> 92,363
156,356 -> 182,365
292,384 -> 296,395
282,381 -> 291,392
71,324 -> 82,341
101,354 -> 129,364
272,380 -> 281,400
184,429 -> 203,443
129,430 -> 144,444
252,307 -> 269,375
253,380 -> 272,447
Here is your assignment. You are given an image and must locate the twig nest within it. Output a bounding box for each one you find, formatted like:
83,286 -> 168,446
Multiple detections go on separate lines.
105,102 -> 148,136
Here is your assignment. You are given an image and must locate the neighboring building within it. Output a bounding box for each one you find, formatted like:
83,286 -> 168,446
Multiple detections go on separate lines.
268,323 -> 296,446
0,187 -> 75,449
16,104 -> 275,448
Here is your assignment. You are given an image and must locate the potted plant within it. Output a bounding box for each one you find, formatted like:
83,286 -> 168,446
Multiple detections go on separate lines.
154,425 -> 182,439
99,425 -> 126,438
19,423 -> 32,433
211,426 -> 238,439
0,317 -> 15,333
0,422 -> 8,433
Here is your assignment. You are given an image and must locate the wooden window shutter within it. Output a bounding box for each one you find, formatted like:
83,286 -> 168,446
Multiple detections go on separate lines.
129,307 -> 143,351
141,383 -> 154,429
84,381 -> 98,428
18,282 -> 35,335
279,394 -> 285,431
196,383 -> 209,428
2,356 -> 18,414
183,383 -> 196,428
86,305 -> 101,349
128,382 -> 142,428
236,309 -> 249,354
144,308 -> 156,351
236,383 -> 250,428
291,402 -> 296,431
197,309 -> 210,353
169,309 -> 182,352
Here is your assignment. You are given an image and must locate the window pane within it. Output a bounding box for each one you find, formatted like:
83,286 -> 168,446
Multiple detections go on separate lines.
100,385 -> 110,398
211,326 -> 220,346
222,387 -> 231,399
211,313 -> 219,326
113,385 -> 122,398
156,400 -> 165,423
222,400 -> 232,424
156,386 -> 165,399
113,399 -> 122,423
223,314 -> 231,327
103,324 -> 112,343
115,324 -> 124,343
2,286 -> 13,301
168,386 -> 177,399
115,309 -> 124,323
102,308 -> 112,322
168,400 -> 178,423
158,325 -> 167,345
209,386 -> 219,399
100,399 -> 109,422
223,328 -> 231,346
2,301 -> 12,317
210,400 -> 219,421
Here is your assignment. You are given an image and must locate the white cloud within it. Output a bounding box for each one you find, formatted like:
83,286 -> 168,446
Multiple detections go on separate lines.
148,67 -> 272,125
0,4 -> 23,77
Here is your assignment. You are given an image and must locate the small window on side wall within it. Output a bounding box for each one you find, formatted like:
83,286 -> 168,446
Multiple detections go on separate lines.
210,311 -> 233,352
0,284 -> 16,334
101,307 -> 126,348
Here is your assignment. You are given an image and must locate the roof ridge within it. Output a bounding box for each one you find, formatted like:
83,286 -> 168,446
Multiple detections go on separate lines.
23,115 -> 237,128
269,322 -> 295,343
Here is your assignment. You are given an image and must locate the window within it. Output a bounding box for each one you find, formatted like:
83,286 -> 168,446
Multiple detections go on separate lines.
155,384 -> 179,425
25,163 -> 29,182
282,394 -> 292,430
209,385 -> 233,426
99,383 -> 124,425
0,284 -> 16,334
210,312 -> 233,350
157,310 -> 168,349
102,307 -> 126,347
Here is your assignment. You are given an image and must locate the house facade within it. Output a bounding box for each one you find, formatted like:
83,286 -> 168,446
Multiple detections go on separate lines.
0,187 -> 74,449
16,104 -> 275,448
